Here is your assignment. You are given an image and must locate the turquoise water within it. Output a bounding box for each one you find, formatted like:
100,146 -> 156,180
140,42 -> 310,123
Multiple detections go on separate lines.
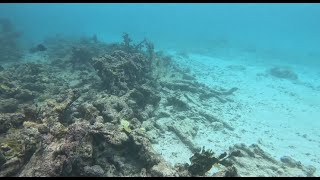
1,3 -> 320,57
0,3 -> 319,177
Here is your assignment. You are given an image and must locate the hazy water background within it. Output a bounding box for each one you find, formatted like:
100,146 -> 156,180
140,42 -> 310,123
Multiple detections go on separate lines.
1,3 -> 320,65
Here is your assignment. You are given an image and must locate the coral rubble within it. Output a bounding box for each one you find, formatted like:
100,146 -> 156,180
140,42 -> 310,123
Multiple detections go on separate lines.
0,30 -> 316,177
0,33 -> 170,177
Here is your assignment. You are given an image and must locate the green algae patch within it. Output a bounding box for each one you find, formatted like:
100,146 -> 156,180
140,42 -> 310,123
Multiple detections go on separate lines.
119,119 -> 132,133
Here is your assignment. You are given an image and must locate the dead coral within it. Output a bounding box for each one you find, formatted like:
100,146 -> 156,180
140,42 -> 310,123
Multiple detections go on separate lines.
88,121 -> 174,177
120,33 -> 154,60
1,33 -> 310,178
45,89 -> 80,125
160,80 -> 238,103
127,85 -> 161,121
0,113 -> 25,134
0,126 -> 40,177
69,46 -> 94,67
227,143 -> 316,177
0,62 -> 55,104
91,50 -> 152,95
167,125 -> 199,153
122,33 -> 132,52
23,104 -> 42,123
166,96 -> 189,111
0,34 -> 171,177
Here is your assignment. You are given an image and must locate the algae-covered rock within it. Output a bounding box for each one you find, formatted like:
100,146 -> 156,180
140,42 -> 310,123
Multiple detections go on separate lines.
0,113 -> 25,134
91,49 -> 152,95
119,119 -> 132,133
83,165 -> 105,177
0,157 -> 23,177
0,127 -> 39,163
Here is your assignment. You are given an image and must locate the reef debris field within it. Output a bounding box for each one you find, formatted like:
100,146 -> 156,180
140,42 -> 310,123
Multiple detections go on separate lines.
0,17 -> 319,177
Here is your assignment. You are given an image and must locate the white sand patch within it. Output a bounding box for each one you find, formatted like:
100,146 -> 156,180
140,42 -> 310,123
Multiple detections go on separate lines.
155,49 -> 320,176
152,130 -> 193,166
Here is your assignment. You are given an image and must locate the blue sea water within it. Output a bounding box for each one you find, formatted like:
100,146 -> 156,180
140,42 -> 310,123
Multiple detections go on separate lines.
1,3 -> 320,58
0,3 -> 320,177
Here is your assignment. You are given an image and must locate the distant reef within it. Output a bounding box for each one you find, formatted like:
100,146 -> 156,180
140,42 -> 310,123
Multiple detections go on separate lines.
0,18 -> 22,63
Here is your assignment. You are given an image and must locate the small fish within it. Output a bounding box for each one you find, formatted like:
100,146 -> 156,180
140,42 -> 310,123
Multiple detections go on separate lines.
29,44 -> 47,53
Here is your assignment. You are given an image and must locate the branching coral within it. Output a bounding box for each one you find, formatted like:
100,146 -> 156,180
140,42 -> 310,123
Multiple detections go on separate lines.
122,32 -> 132,51
91,50 -> 152,95
121,32 -> 154,60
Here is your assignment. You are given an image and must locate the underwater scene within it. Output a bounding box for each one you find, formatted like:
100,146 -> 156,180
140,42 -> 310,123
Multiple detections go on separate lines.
0,3 -> 319,177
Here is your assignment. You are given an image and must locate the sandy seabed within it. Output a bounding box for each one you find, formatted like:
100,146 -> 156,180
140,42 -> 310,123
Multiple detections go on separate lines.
152,49 -> 320,176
